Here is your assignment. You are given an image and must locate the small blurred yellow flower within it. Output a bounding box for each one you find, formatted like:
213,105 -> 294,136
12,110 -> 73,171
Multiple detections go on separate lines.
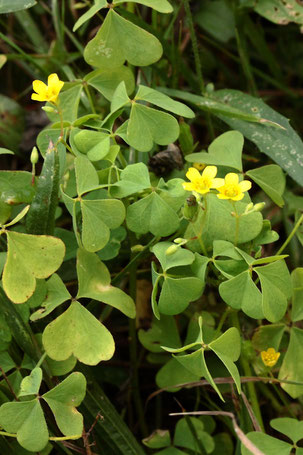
193,163 -> 205,171
31,73 -> 64,103
213,173 -> 252,201
182,166 -> 219,195
261,348 -> 280,368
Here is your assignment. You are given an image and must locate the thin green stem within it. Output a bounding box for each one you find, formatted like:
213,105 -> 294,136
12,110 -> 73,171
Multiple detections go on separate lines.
232,201 -> 240,247
276,213 -> 303,255
84,84 -> 96,114
36,352 -> 47,368
268,371 -> 296,418
231,311 -> 265,432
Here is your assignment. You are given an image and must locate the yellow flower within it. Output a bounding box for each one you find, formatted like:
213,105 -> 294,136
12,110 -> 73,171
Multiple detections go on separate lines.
261,348 -> 280,368
193,162 -> 205,171
182,166 -> 219,195
31,73 -> 64,103
213,173 -> 252,201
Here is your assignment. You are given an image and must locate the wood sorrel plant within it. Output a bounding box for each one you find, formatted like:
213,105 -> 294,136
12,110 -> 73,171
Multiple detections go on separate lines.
1,0 -> 303,454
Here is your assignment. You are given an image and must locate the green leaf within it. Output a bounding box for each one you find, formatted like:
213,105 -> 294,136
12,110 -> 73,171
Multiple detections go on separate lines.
42,300 -> 115,365
0,171 -> 35,205
0,399 -> 48,452
30,273 -> 71,321
75,155 -> 100,195
127,103 -> 179,152
291,268 -> 303,322
73,0 -> 107,31
81,198 -> 125,252
138,315 -> 181,353
156,357 -> 200,392
113,0 -> 173,13
86,66 -> 135,100
111,163 -> 151,198
241,432 -> 291,455
255,260 -> 291,322
0,0 -> 36,14
254,0 -> 303,25
151,242 -> 195,271
126,192 -> 180,236
186,130 -> 244,171
158,276 -> 203,315
246,165 -> 285,207
135,85 -> 194,118
77,249 -> 136,318
173,417 -> 215,453
19,367 -> 42,397
3,231 -> 65,304
84,10 -> 162,69
271,418 -> 303,444
279,327 -> 303,398
98,226 -> 126,260
143,429 -> 171,449
0,147 -> 14,155
46,85 -> 82,123
209,328 -> 241,393
196,0 -> 235,43
43,372 -> 86,436
252,324 -> 285,352
73,130 -> 111,162
219,271 -> 263,319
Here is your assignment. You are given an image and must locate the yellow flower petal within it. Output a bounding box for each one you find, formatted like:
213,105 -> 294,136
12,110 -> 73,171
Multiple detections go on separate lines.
48,73 -> 60,86
186,167 -> 201,182
239,180 -> 252,192
231,193 -> 244,201
31,93 -> 47,101
202,165 -> 217,180
217,193 -> 230,199
32,80 -> 47,95
183,182 -> 194,191
211,178 -> 225,189
225,173 -> 239,186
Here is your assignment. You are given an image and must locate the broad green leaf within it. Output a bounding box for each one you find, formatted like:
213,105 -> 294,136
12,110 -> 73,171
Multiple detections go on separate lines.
46,85 -> 82,123
246,165 -> 285,207
30,274 -> 71,321
73,130 -> 111,162
174,349 -> 223,399
110,81 -> 130,113
86,66 -> 135,100
42,300 -> 115,365
98,226 -> 126,260
127,192 -> 180,236
0,147 -> 14,155
3,231 -> 65,304
252,324 -> 285,352
213,240 -> 243,260
113,0 -> 173,13
0,399 -> 48,452
77,249 -> 135,318
0,171 -> 35,205
135,85 -> 194,118
143,429 -> 171,449
81,198 -> 125,252
151,242 -> 195,271
138,315 -> 181,353
255,260 -> 291,322
0,0 -> 36,13
157,178 -> 187,212
186,130 -> 243,171
219,271 -> 263,319
4,204 -> 29,228
19,367 -> 42,397
0,200 -> 11,225
73,0 -> 107,31
84,10 -> 162,69
173,417 -> 215,453
0,352 -> 14,372
279,327 -> 303,398
43,372 -> 86,436
111,163 -> 151,198
291,268 -> 303,322
209,327 -> 241,393
185,194 -> 263,252
196,0 -> 235,43
127,103 -> 179,152
254,0 -> 303,25
241,432 -> 291,455
74,155 -> 99,195
253,220 -> 279,248
156,357 -> 200,392
158,276 -> 203,315
271,418 -> 303,444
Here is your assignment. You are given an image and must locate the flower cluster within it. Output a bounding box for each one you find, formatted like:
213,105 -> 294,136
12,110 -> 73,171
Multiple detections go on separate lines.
182,166 -> 252,201
31,73 -> 64,103
261,347 -> 280,368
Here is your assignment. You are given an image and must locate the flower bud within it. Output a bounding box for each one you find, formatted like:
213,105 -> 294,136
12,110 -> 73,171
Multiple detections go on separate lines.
165,245 -> 178,256
174,238 -> 185,244
42,106 -> 56,113
131,244 -> 144,253
253,202 -> 266,212
30,146 -> 39,165
244,202 -> 254,213
183,195 -> 198,221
